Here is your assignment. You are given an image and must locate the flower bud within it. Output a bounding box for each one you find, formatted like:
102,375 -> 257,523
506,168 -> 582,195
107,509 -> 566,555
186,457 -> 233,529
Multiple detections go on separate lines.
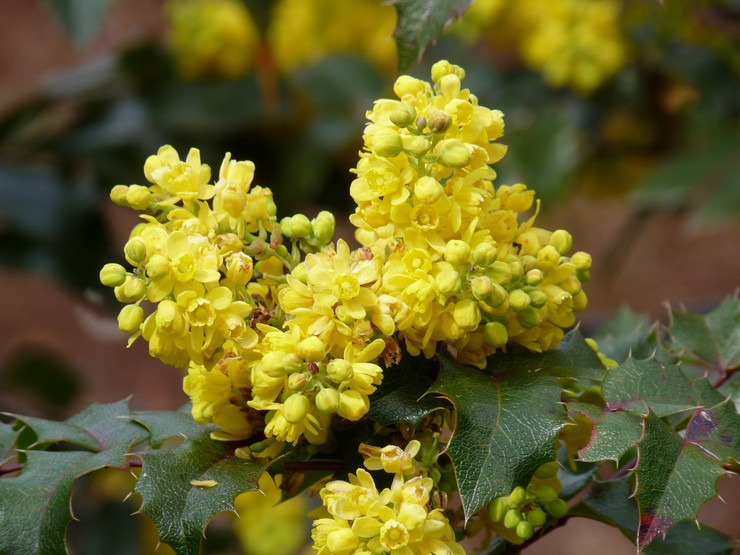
516,520 -> 534,540
508,289 -> 531,311
291,262 -> 308,283
471,276 -> 493,300
549,230 -> 573,255
100,263 -> 127,287
283,353 -> 305,374
535,461 -> 559,479
576,269 -> 590,283
545,498 -> 568,518
415,115 -> 428,130
473,242 -> 498,267
488,497 -> 509,522
124,237 -> 147,264
571,251 -> 592,272
414,176 -> 444,204
535,485 -> 558,504
527,507 -> 547,527
125,185 -> 152,211
444,239 -> 471,266
560,274 -> 582,296
287,372 -> 307,391
260,351 -> 287,378
431,60 -> 454,83
509,486 -> 528,508
453,299 -> 480,331
213,233 -> 242,256
327,358 -> 353,383
282,394 -> 310,424
327,528 -> 359,555
146,254 -> 170,280
226,252 -> 253,286
435,270 -> 461,296
312,211 -> 335,243
428,111 -> 451,133
525,269 -> 544,286
337,390 -> 369,421
118,304 -> 144,333
486,261 -> 512,285
507,258 -> 524,282
528,288 -> 547,309
487,283 -> 508,308
483,321 -> 508,347
110,185 -> 129,206
389,102 -> 416,127
504,509 -> 522,530
315,387 -> 340,413
536,245 -> 560,272
441,74 -> 461,100
440,144 -> 472,167
403,136 -> 431,157
517,306 -> 543,328
394,75 -> 426,98
265,195 -> 277,217
298,336 -> 325,362
373,128 -> 404,158
122,276 -> 146,301
573,290 -> 588,312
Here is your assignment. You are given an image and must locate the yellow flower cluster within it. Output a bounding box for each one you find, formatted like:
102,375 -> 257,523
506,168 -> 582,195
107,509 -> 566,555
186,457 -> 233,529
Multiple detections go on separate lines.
312,441 -> 464,555
102,60 -> 591,446
349,60 -> 591,367
453,0 -> 629,93
165,0 -> 260,80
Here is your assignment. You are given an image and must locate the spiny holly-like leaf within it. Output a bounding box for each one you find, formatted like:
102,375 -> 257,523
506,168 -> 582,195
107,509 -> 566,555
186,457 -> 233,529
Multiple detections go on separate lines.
573,477 -> 736,554
430,357 -> 566,519
669,298 -> 740,372
602,358 -> 703,417
486,329 -> 605,379
392,0 -> 474,71
685,399 -> 740,467
368,353 -> 449,427
635,411 -> 730,550
591,307 -> 661,364
565,402 -> 643,464
133,409 -> 276,555
0,400 -> 145,555
0,421 -> 18,462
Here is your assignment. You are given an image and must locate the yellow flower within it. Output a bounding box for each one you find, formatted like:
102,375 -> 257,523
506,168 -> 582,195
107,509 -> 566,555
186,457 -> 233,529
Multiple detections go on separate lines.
144,145 -> 213,207
360,439 -> 421,475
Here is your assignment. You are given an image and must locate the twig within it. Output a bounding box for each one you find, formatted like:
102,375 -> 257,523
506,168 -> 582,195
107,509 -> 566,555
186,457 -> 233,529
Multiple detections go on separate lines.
0,463 -> 23,476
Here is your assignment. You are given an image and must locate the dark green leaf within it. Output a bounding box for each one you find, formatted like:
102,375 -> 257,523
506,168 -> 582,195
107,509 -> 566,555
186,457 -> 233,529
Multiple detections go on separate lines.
368,354 -> 448,427
635,412 -> 727,550
41,0 -> 113,46
574,477 -> 735,555
431,358 -> 566,519
0,422 -> 18,462
684,399 -> 740,467
591,307 -> 660,363
393,0 -> 474,71
0,400 -> 144,555
568,403 -> 643,464
133,410 -> 275,555
669,298 -> 740,372
486,329 -> 605,379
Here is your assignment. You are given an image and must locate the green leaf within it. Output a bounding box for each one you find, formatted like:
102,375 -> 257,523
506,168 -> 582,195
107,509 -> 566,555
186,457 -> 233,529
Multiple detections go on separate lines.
367,353 -> 448,427
574,477 -> 736,554
591,307 -> 660,364
635,411 -> 728,550
41,0 -> 113,46
602,358 -> 698,417
0,422 -> 18,462
567,403 -> 643,464
430,358 -> 566,519
0,400 -> 145,555
486,329 -> 605,379
392,0 -> 474,71
133,410 -> 276,555
684,400 -> 740,467
669,298 -> 740,372
555,444 -> 599,501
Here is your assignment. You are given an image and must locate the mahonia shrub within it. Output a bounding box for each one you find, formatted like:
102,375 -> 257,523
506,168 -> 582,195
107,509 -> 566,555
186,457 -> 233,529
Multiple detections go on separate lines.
2,59 -> 737,555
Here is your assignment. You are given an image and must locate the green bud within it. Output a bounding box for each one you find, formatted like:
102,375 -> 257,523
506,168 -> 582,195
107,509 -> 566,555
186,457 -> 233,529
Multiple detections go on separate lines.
508,258 -> 524,282
509,486 -> 528,508
429,111 -> 451,133
414,176 -> 444,204
292,262 -> 308,283
117,304 -> 144,333
535,485 -> 558,504
545,498 -> 568,519
473,242 -> 498,267
508,289 -> 531,312
560,274 -> 582,296
260,351 -> 287,378
488,497 -> 509,522
485,261 -> 512,286
435,270 -> 461,296
287,372 -> 307,391
487,283 -> 509,308
576,269 -> 591,283
122,276 -> 146,301
415,115 -> 428,130
535,460 -> 559,479
549,229 -> 573,255
282,394 -> 310,424
483,321 -> 508,348
312,211 -> 335,243
453,299 -> 480,331
525,269 -> 544,286
441,144 -> 472,168
571,251 -> 592,272
145,254 -> 170,280
471,276 -> 493,301
389,102 -> 416,127
125,185 -> 152,211
521,254 -> 537,273
315,387 -> 340,413
516,520 -> 534,541
291,214 -> 313,238
110,185 -> 129,206
527,507 -> 547,527
431,60 -> 454,84
536,245 -> 560,272
124,237 -> 147,264
373,128 -> 404,158
404,135 -> 431,157
327,359 -> 353,383
504,509 -> 522,530
283,353 -> 305,374
517,306 -> 543,329
528,288 -> 547,309
444,239 -> 471,266
100,263 -> 127,287
264,195 -> 277,217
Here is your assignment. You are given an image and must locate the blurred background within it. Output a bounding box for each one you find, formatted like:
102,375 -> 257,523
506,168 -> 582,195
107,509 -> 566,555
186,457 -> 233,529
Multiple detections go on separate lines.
0,0 -> 738,553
